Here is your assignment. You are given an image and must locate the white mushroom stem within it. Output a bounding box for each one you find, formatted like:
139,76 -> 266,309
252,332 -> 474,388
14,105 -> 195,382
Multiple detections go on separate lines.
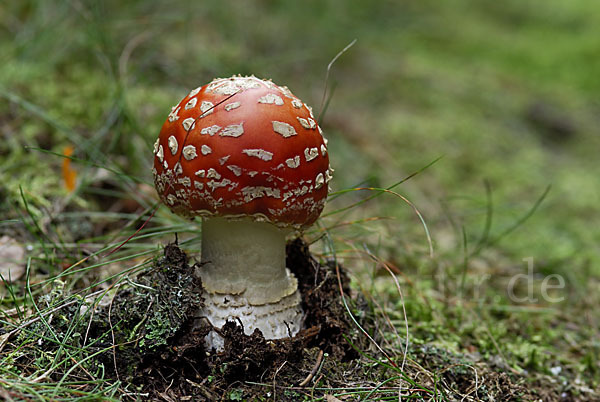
197,217 -> 303,350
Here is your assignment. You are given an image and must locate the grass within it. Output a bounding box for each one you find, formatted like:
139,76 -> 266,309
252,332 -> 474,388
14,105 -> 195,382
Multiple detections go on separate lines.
1,0 -> 599,399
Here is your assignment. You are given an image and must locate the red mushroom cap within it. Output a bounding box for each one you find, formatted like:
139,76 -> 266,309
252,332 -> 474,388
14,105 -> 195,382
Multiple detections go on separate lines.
152,76 -> 332,229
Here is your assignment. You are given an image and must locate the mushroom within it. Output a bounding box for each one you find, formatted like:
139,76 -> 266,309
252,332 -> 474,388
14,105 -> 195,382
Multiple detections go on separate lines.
152,75 -> 332,349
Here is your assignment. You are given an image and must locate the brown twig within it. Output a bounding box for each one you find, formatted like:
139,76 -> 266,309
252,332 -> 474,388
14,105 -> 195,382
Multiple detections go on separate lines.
272,361 -> 288,400
299,349 -> 324,387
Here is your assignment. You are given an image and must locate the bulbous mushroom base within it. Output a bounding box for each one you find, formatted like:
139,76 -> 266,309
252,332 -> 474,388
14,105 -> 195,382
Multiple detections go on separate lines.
199,218 -> 299,304
196,218 -> 304,351
200,287 -> 303,351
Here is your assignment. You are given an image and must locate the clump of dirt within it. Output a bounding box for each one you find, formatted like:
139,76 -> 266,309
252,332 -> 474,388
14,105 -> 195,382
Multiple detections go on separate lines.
73,243 -> 205,380
110,238 -> 360,399
287,238 -> 358,361
114,243 -> 203,352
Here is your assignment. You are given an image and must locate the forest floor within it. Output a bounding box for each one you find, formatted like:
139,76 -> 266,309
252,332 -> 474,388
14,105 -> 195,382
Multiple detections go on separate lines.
1,0 -> 599,400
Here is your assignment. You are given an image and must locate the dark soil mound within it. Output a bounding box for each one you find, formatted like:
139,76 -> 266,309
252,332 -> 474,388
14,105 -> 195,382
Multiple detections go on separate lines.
106,239 -> 359,400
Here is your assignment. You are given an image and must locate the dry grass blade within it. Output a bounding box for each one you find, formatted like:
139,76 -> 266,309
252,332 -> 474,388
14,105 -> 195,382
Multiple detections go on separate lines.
324,231 -> 398,369
362,246 -> 410,372
0,289 -> 105,353
327,186 -> 434,258
318,38 -> 357,123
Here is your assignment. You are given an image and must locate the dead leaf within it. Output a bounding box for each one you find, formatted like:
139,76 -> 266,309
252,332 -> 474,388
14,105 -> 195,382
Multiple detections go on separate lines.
0,236 -> 26,283
0,332 -> 11,352
62,145 -> 77,192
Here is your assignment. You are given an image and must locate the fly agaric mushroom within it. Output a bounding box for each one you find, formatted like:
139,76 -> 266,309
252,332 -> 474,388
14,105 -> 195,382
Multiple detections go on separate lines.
152,75 -> 332,349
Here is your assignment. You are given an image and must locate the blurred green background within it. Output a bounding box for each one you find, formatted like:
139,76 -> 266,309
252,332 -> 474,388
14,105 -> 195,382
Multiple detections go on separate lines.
1,0 -> 599,396
2,0 -> 598,265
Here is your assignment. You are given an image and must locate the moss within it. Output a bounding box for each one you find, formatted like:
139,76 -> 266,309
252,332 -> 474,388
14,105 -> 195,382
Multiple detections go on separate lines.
107,244 -> 202,357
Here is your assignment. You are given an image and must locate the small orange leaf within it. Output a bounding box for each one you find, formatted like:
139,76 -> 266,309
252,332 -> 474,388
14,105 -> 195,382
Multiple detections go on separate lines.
62,145 -> 77,192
